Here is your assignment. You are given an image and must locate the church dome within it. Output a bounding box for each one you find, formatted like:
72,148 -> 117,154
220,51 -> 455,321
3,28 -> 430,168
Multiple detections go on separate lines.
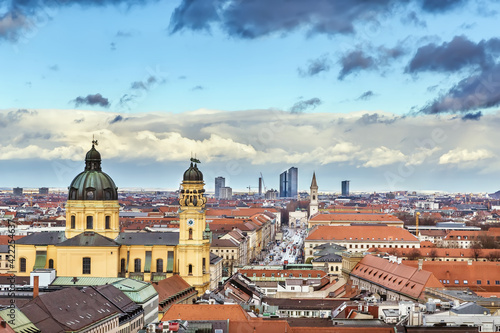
183,161 -> 203,182
68,142 -> 118,201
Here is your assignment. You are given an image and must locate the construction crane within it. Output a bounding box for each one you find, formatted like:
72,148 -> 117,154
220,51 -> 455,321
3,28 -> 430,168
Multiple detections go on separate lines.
247,186 -> 258,195
260,172 -> 267,193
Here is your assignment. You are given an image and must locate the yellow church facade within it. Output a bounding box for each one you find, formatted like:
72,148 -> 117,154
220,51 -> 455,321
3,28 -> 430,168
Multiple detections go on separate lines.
15,142 -> 211,293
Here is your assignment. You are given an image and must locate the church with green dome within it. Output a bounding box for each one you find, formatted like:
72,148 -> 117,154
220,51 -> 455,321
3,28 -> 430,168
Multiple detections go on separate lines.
15,141 -> 211,294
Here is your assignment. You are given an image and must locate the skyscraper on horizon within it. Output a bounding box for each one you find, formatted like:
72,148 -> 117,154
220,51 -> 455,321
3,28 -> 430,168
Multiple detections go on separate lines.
342,180 -> 350,196
279,167 -> 298,198
215,176 -> 225,198
288,167 -> 298,198
279,171 -> 287,197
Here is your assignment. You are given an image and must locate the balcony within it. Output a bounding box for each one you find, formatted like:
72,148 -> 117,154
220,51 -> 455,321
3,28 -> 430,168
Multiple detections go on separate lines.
128,272 -> 144,281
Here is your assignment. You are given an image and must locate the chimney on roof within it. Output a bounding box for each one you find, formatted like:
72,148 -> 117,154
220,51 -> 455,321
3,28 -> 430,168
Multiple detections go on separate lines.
33,275 -> 39,298
418,259 -> 423,271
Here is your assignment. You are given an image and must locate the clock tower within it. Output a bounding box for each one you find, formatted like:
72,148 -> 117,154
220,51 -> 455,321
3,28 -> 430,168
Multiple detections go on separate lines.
177,159 -> 211,293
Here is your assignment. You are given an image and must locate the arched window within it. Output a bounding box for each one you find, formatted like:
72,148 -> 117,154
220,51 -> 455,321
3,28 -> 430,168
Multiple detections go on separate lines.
134,259 -> 141,273
188,228 -> 193,240
20,258 -> 26,272
105,216 -> 111,229
82,257 -> 91,274
156,259 -> 163,273
48,259 -> 54,269
312,195 -> 316,200
71,216 -> 75,229
86,216 -> 93,229
120,259 -> 126,273
188,264 -> 193,275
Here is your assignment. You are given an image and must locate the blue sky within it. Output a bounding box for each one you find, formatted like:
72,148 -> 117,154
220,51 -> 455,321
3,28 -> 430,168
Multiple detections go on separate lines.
1,0 -> 500,193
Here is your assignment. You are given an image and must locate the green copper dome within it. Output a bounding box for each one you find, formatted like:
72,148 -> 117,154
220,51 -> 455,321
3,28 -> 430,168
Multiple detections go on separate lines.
183,161 -> 203,182
68,142 -> 118,201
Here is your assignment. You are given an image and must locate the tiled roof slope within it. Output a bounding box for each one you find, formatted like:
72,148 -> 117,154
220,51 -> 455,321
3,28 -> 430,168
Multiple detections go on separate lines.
307,225 -> 418,242
350,255 -> 443,300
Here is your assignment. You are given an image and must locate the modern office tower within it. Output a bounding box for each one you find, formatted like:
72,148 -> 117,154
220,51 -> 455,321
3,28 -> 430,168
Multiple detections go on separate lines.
279,171 -> 288,197
215,177 -> 225,198
39,187 -> 49,195
258,177 -> 262,196
220,187 -> 233,199
13,187 -> 23,196
287,167 -> 298,198
342,180 -> 350,196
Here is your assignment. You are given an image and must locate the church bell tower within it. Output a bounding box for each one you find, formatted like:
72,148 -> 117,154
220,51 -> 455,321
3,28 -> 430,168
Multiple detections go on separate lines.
309,172 -> 318,216
177,158 -> 211,293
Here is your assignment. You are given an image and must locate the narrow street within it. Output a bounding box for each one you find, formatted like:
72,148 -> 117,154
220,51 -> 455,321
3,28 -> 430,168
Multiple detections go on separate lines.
263,226 -> 306,265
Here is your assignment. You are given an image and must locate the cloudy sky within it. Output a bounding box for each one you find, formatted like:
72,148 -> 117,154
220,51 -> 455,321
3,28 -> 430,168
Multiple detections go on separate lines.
1,0 -> 500,193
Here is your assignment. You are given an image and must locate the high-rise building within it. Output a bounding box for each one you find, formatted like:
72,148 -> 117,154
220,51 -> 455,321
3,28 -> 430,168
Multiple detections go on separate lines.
39,187 -> 49,195
279,171 -> 287,197
342,180 -> 350,196
219,187 -> 233,199
215,177 -> 225,198
287,167 -> 298,198
13,187 -> 23,196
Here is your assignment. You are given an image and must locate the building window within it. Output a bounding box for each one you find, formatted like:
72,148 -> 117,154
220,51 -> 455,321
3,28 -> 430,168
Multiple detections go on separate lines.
71,216 -> 75,229
82,257 -> 91,274
202,258 -> 206,273
121,259 -> 126,273
188,264 -> 193,275
455,280 -> 459,284
134,259 -> 141,273
157,259 -> 163,273
20,258 -> 26,272
105,216 -> 111,229
188,228 -> 193,240
477,280 -> 481,285
48,259 -> 54,269
463,280 -> 468,284
86,216 -> 93,229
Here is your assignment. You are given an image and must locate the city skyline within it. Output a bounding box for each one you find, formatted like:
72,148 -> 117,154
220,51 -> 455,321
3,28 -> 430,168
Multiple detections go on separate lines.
1,1 -> 500,193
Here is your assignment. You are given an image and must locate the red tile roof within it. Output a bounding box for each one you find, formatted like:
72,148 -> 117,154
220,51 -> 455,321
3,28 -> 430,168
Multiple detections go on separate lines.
162,304 -> 250,321
307,225 -> 418,242
403,260 -> 500,291
310,213 -> 403,223
351,255 -> 443,300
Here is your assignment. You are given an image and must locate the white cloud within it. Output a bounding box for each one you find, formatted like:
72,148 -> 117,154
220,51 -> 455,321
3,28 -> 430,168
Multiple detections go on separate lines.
360,146 -> 406,167
438,148 -> 494,165
0,108 -> 499,177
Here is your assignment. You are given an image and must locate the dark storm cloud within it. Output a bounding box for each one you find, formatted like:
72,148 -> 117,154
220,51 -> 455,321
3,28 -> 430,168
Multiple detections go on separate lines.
169,0 -> 479,39
338,50 -> 375,80
336,44 -> 405,79
170,0 -> 398,38
356,91 -> 375,101
420,63 -> 500,114
461,111 -> 482,121
298,54 -> 331,77
407,36 -> 500,73
73,93 -> 110,108
290,98 -> 322,113
419,0 -> 467,12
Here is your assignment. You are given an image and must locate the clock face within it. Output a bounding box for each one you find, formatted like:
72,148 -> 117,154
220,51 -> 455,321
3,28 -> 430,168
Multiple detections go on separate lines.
187,219 -> 195,226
